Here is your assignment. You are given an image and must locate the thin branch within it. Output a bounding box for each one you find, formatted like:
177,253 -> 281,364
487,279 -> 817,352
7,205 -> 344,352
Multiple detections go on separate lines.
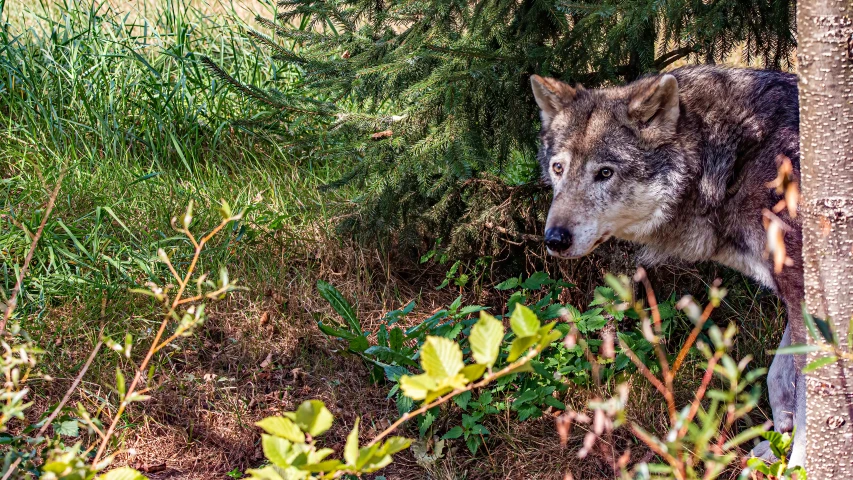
37,331 -> 104,437
672,302 -> 715,376
1,169 -> 67,335
93,217 -> 237,463
367,347 -> 544,447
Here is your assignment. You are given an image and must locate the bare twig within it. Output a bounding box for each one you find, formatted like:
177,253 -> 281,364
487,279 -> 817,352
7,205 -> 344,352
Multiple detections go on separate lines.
38,331 -> 105,437
93,216 -> 237,463
671,301 -> 714,376
1,170 -> 66,335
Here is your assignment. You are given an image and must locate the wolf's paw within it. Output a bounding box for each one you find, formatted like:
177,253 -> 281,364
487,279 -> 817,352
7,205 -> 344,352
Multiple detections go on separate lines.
749,440 -> 780,464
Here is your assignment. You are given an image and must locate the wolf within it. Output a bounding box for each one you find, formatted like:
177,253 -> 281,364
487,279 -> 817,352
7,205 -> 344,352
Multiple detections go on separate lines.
530,66 -> 805,464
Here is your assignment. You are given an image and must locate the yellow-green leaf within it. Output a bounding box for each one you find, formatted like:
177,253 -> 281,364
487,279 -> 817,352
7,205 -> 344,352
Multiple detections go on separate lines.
507,336 -> 537,362
294,400 -> 334,437
262,434 -> 293,468
461,363 -> 486,382
510,304 -> 540,338
360,453 -> 393,472
256,416 -> 305,443
803,355 -> 838,373
98,467 -> 147,480
399,373 -> 437,401
299,460 -> 343,472
245,466 -> 286,480
420,336 -> 464,380
470,313 -> 504,367
356,444 -> 381,469
377,436 -> 411,456
344,418 -> 360,466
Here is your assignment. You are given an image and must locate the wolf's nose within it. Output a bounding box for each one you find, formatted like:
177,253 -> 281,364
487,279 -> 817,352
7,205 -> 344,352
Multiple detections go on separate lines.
544,227 -> 572,252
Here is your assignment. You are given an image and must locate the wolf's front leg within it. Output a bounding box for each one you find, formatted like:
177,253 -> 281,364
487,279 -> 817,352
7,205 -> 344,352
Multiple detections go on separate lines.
788,368 -> 806,467
768,323 -> 796,433
751,323 -> 798,461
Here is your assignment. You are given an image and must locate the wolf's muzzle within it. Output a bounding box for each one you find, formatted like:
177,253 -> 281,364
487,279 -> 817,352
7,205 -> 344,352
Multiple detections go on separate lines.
544,227 -> 572,252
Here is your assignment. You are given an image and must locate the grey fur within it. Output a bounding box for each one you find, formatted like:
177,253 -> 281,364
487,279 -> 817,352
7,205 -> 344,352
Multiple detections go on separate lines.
531,66 -> 804,462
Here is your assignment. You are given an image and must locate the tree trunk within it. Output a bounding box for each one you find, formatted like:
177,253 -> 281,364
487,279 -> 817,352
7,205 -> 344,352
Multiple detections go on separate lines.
797,0 -> 853,476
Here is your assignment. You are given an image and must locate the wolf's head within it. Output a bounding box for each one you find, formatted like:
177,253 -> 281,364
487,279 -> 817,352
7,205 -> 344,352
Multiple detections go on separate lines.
531,73 -> 687,258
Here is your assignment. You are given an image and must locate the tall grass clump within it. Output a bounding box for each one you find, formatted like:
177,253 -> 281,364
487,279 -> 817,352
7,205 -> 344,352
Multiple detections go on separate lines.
1,2 -> 341,473
1,0 -> 338,322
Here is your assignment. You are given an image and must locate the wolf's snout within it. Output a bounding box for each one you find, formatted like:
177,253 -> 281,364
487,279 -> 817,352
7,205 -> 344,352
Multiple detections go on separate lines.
544,227 -> 572,252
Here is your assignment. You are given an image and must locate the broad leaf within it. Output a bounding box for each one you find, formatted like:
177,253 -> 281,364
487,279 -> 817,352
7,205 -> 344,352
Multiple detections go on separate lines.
470,313 -> 504,367
299,460 -> 343,472
376,436 -> 410,456
54,420 -> 79,437
521,272 -> 551,290
294,400 -> 334,437
345,418 -> 360,466
256,416 -> 305,443
461,364 -> 486,382
494,277 -> 520,290
441,426 -> 464,439
420,336 -> 464,380
507,336 -> 537,362
98,467 -> 147,480
262,434 -> 293,468
317,280 -> 362,334
510,304 -> 540,338
399,373 -> 437,400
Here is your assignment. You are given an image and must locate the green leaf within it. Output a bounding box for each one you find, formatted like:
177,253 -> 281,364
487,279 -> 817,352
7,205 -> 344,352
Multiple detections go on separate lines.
294,400 -> 334,437
494,277 -> 520,290
377,436 -> 410,456
469,424 -> 489,435
461,364 -> 486,382
116,368 -> 126,398
420,336 -> 464,380
317,322 -> 357,340
348,335 -> 370,352
299,460 -> 343,472
54,420 -> 79,437
802,355 -> 838,373
470,312 -> 504,367
344,418 -> 360,466
510,304 -> 540,338
745,457 -> 774,475
245,466 -> 286,480
454,390 -> 472,410
507,336 -> 537,362
389,327 -> 404,351
774,344 -> 821,355
262,434 -> 293,467
256,416 -> 305,443
399,373 -> 437,401
98,467 -> 147,480
814,316 -> 836,345
317,280 -> 361,334
441,426 -> 464,440
521,272 -> 551,290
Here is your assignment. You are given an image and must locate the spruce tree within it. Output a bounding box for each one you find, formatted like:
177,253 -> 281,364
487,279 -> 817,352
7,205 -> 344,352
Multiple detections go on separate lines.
204,0 -> 796,255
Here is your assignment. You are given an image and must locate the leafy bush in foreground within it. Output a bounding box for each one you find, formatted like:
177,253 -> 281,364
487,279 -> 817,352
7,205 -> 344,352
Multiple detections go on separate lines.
313,271 -> 806,478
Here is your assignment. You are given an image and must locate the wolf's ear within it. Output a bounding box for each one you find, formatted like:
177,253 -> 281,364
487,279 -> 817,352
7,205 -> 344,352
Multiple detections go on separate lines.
531,75 -> 576,128
628,74 -> 679,134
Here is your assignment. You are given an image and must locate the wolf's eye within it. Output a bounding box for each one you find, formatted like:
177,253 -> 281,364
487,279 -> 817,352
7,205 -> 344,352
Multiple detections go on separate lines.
596,168 -> 613,181
552,163 -> 564,175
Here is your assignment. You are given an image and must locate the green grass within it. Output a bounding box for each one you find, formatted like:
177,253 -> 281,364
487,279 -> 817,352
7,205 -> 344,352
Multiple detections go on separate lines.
0,0 -> 353,465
